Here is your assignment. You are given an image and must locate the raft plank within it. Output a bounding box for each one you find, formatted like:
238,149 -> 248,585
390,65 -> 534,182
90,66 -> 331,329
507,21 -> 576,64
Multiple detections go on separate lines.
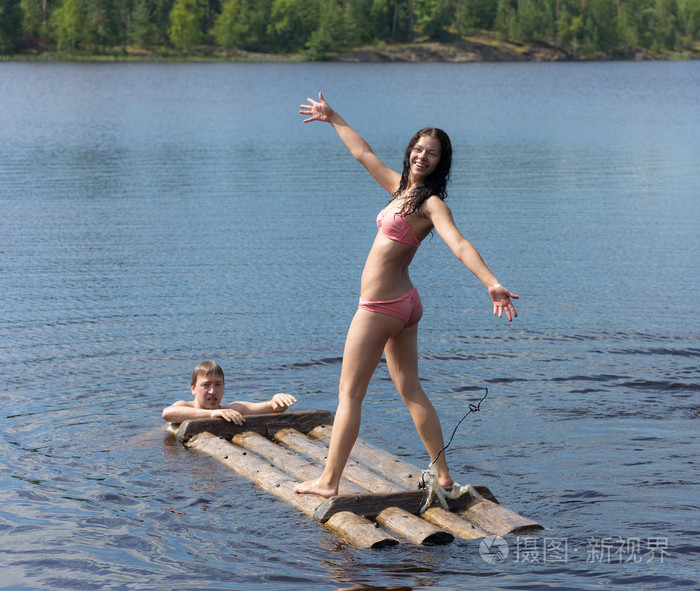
421,507 -> 490,540
273,428 -> 404,494
233,431 -> 364,496
313,489 -> 477,522
457,499 -> 544,536
274,429 -> 455,544
187,432 -> 398,549
180,411 -> 543,543
376,506 -> 454,546
325,512 -> 399,549
308,424 -> 542,535
309,425 -> 436,494
174,410 -> 334,442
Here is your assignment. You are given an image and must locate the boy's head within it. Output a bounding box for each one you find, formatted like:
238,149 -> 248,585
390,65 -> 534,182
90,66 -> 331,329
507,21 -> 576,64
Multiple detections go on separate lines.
191,360 -> 225,387
190,361 -> 225,409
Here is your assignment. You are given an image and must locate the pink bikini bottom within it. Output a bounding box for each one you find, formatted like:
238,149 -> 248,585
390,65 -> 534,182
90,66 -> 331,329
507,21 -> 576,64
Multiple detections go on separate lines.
358,287 -> 423,326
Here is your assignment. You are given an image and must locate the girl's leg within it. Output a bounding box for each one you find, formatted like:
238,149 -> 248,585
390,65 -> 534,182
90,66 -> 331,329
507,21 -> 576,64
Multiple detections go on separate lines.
294,309 -> 404,497
384,322 -> 453,489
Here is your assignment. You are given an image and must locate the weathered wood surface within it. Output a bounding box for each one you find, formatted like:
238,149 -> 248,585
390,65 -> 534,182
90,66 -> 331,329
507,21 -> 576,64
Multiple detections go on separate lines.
458,499 -> 543,536
307,424 -> 542,536
272,429 -> 453,545
309,425 -> 425,492
188,432 -> 398,549
173,410 -> 334,442
421,507 -> 490,539
313,490 -> 476,522
177,410 -> 543,546
376,506 -> 454,546
274,428 -> 404,494
233,431 -> 364,496
309,424 -> 498,502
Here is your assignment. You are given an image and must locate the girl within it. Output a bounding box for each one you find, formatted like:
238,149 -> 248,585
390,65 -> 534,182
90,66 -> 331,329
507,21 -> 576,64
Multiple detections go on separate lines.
294,93 -> 518,498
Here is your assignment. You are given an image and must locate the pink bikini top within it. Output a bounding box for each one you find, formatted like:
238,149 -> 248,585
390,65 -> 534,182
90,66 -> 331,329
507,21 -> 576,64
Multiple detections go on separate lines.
376,209 -> 421,248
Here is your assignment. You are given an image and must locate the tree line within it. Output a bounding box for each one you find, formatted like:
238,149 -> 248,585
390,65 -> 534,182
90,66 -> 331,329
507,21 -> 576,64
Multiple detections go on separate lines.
2,0 -> 699,58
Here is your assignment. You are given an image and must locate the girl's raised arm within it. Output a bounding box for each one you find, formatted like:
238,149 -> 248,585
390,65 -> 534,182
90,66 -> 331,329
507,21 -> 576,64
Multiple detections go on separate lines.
300,92 -> 400,195
426,196 -> 519,321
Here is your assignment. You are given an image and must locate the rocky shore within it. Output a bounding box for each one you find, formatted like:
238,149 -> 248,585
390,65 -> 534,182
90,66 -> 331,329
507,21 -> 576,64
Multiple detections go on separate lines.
329,38 -> 671,63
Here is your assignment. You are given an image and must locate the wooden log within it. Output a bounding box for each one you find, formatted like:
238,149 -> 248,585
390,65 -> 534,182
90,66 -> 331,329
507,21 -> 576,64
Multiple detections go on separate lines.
274,429 -> 455,545
187,432 -> 398,549
457,499 -> 544,536
310,424 -> 500,503
315,492 -> 451,544
313,490 -> 476,523
308,424 -> 543,536
186,415 -> 542,541
324,512 -> 398,549
375,506 -> 453,546
421,507 -> 490,539
273,428 -> 403,494
174,410 -> 334,442
233,431 -> 363,496
308,425 -> 424,491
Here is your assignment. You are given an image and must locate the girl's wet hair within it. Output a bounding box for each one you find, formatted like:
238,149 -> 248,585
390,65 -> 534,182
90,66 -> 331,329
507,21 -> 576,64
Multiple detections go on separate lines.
191,360 -> 225,386
395,127 -> 452,215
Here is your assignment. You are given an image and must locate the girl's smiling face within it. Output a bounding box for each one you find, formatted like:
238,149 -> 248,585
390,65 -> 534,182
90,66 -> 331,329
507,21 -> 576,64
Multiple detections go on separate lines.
409,135 -> 442,182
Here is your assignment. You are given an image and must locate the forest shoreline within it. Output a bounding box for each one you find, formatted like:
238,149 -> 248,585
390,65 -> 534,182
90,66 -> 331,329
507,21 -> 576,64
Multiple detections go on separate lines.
5,36 -> 699,63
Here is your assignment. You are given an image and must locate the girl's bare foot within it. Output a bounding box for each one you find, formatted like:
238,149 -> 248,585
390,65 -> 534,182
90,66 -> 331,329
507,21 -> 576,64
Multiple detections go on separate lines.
439,473 -> 454,491
293,479 -> 338,498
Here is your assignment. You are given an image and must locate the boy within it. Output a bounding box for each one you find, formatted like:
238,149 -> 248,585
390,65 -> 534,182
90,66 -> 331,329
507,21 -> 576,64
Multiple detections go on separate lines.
162,361 -> 297,424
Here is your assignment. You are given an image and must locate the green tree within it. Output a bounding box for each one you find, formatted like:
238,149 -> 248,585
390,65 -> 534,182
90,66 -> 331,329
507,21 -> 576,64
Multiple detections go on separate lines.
20,0 -> 45,37
466,0 -> 499,30
0,0 -> 22,53
305,0 -> 353,59
168,0 -> 202,50
584,0 -> 619,52
267,0 -> 317,52
617,0 -> 639,47
416,0 -> 451,40
87,0 -> 127,48
649,0 -> 676,51
214,0 -> 249,49
0,0 -> 23,50
129,0 -> 159,46
678,0 -> 700,40
52,0 -> 88,49
495,0 -> 513,38
129,0 -> 176,46
344,0 -> 376,43
369,0 -> 393,40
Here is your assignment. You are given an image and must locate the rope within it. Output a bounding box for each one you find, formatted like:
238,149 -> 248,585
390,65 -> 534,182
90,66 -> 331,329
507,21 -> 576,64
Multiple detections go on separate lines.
418,388 -> 488,513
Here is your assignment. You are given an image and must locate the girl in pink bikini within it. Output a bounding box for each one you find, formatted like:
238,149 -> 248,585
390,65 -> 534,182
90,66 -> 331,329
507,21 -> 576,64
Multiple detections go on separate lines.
294,92 -> 518,498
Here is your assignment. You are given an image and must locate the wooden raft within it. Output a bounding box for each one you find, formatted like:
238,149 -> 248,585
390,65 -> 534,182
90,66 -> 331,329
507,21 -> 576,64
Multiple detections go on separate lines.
169,410 -> 543,549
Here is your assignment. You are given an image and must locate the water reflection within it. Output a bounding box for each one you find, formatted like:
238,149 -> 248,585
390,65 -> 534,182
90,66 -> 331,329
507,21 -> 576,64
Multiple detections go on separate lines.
323,546 -> 445,590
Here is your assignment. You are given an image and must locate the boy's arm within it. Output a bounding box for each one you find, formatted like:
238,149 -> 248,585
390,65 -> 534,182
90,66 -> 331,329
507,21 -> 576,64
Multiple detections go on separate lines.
162,401 -> 246,424
162,401 -> 207,423
229,393 -> 297,415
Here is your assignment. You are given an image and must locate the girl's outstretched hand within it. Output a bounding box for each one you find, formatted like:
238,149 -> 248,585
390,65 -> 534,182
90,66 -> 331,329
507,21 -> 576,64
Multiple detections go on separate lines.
300,92 -> 333,123
488,284 -> 519,322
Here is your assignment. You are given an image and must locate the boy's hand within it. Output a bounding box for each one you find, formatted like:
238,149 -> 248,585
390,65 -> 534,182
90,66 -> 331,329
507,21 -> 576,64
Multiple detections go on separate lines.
211,408 -> 245,424
270,393 -> 297,411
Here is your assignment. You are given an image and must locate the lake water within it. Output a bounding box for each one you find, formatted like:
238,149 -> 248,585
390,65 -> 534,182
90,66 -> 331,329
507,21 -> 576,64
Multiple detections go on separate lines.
1,60 -> 698,590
